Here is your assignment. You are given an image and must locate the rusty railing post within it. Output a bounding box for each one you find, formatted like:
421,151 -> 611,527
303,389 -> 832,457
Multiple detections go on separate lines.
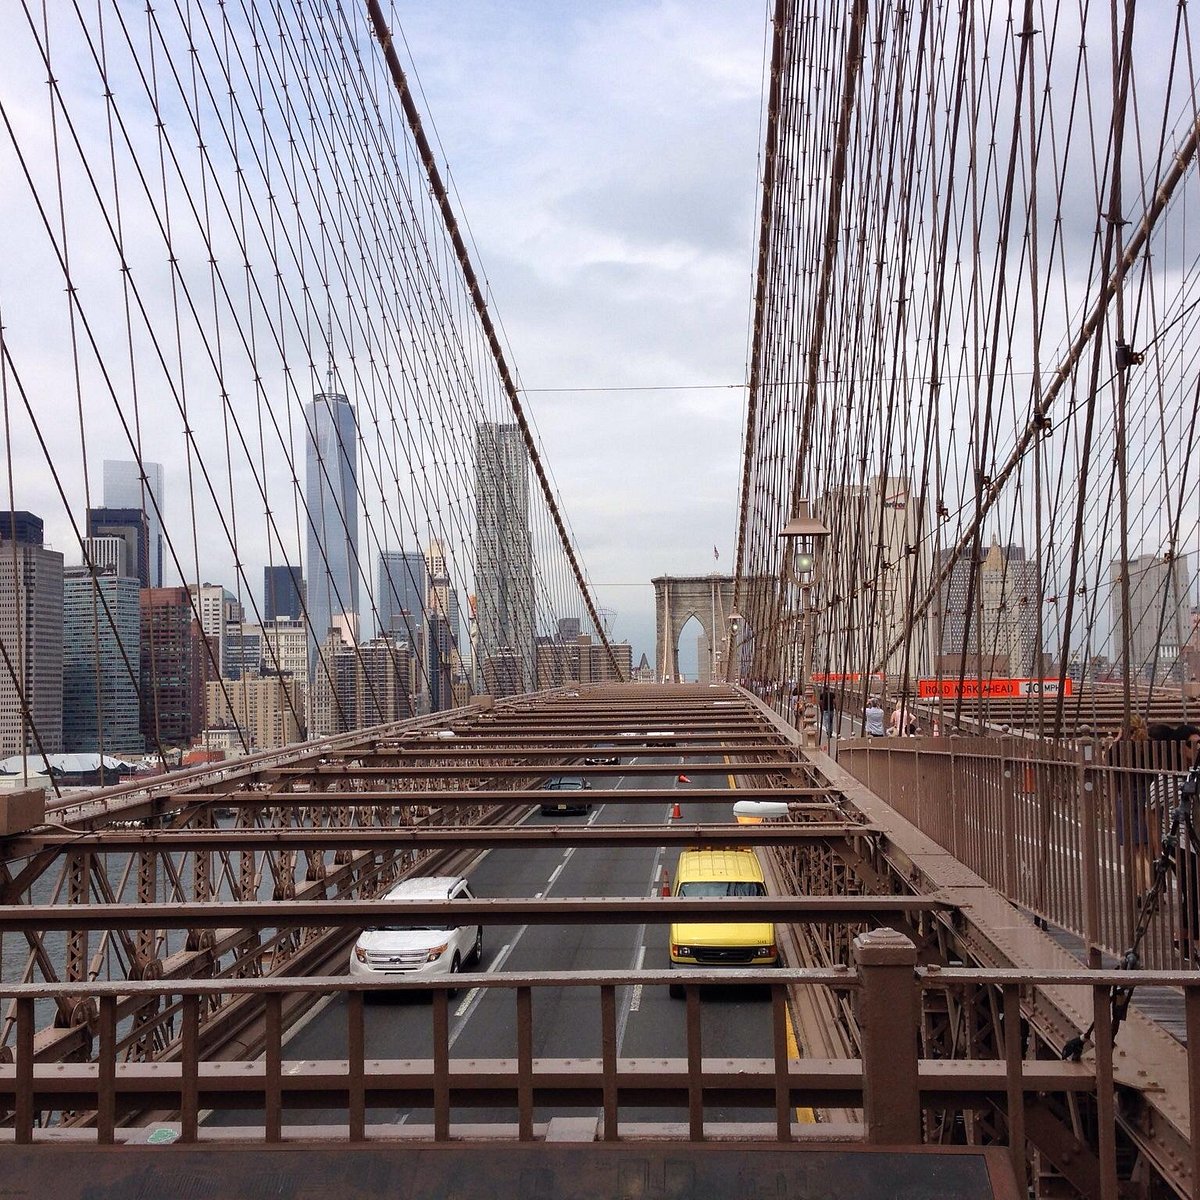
999,737 -> 1018,900
854,928 -> 920,1144
1078,748 -> 1103,968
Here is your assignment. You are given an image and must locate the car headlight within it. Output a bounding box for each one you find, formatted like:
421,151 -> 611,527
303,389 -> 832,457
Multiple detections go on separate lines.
755,945 -> 775,957
672,944 -> 693,958
426,943 -> 449,962
354,945 -> 368,963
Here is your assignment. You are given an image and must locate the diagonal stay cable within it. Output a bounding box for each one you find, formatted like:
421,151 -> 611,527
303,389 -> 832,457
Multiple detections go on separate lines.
364,0 -> 620,681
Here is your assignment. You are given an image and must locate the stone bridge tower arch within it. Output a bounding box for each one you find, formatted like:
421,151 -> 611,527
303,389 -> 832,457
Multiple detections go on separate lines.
652,575 -> 738,683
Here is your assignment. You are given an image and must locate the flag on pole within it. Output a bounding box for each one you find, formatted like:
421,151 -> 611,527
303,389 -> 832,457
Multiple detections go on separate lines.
713,545 -> 719,561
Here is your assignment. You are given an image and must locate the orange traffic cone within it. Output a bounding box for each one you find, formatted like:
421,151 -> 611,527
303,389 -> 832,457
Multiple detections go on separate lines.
677,773 -> 690,784
661,870 -> 671,897
671,801 -> 682,820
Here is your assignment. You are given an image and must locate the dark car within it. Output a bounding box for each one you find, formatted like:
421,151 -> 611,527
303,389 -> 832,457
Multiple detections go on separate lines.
540,775 -> 593,815
583,745 -> 620,765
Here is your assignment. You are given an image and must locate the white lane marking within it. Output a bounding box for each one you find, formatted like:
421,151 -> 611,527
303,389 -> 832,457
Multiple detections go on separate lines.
280,988 -> 338,1051
449,940 -> 514,1035
447,787 -> 594,1049
623,943 -> 648,1030
461,801 -> 539,876
445,754 -> 640,1055
544,843 -> 578,888
614,853 -> 666,1053
628,946 -> 647,1014
644,847 -> 667,900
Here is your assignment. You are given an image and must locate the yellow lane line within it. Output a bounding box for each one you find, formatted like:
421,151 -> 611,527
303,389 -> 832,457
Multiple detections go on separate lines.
784,1002 -> 817,1124
728,752 -> 811,1121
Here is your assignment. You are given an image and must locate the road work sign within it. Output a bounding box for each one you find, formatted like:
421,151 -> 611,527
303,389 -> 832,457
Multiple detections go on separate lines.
915,677 -> 1073,699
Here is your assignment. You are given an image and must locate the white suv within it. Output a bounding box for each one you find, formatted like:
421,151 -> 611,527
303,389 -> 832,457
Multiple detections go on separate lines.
349,875 -> 483,986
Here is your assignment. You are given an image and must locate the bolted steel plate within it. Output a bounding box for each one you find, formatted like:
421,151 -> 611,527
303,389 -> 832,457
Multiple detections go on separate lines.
0,1142 -> 1019,1199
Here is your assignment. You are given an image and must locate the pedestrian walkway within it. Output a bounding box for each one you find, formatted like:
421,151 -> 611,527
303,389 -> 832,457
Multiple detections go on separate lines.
1039,919 -> 1187,1043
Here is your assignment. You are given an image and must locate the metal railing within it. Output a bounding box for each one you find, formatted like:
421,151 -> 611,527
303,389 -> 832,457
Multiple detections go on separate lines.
4,932 -> 1187,1193
838,736 -> 1200,970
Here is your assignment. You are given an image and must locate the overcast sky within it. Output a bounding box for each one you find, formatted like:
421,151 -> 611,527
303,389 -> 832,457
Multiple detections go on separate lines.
0,2 -> 768,675
393,2 -> 769,666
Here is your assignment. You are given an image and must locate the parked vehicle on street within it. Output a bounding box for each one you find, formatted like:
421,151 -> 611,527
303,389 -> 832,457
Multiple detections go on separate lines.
349,875 -> 483,991
539,775 -> 593,815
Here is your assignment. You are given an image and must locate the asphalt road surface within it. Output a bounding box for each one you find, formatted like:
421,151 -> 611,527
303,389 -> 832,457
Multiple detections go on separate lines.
207,755 -> 787,1130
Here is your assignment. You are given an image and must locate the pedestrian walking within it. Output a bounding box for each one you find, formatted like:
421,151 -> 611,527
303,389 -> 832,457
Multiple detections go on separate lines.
818,687 -> 837,747
864,697 -> 885,737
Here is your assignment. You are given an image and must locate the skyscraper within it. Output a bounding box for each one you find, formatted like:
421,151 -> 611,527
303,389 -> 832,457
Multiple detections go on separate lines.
305,391 -> 359,674
139,587 -> 205,750
0,513 -> 63,756
936,540 -> 1039,674
82,536 -> 129,577
103,460 -> 164,586
426,611 -> 455,712
379,549 -> 427,690
817,476 -> 932,678
205,674 -> 302,751
187,584 -> 241,678
264,564 -> 304,622
223,623 -> 263,681
309,625 -> 354,737
62,566 -> 142,754
86,507 -> 150,588
356,635 -> 414,726
475,422 -> 533,695
426,538 -> 462,652
1110,553 -> 1192,679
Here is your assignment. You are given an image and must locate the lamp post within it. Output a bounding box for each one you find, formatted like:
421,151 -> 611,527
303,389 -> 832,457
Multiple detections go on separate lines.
723,610 -> 744,684
779,500 -> 830,746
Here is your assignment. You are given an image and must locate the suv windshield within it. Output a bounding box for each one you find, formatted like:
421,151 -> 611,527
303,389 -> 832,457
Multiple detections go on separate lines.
677,881 -> 766,898
364,923 -> 452,932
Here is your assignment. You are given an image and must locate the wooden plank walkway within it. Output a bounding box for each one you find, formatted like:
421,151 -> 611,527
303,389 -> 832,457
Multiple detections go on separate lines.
1041,919 -> 1188,1044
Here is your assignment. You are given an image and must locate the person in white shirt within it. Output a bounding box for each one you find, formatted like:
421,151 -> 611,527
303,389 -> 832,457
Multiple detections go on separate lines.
864,698 -> 885,737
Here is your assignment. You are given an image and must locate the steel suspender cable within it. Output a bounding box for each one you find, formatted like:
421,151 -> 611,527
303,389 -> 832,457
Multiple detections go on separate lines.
364,0 -> 622,682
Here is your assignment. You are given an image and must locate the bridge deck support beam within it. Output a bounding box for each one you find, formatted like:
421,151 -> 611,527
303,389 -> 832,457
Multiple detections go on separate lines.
855,928 -> 920,1145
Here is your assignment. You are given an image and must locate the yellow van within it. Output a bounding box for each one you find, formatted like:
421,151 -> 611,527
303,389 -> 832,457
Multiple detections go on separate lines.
668,848 -> 777,997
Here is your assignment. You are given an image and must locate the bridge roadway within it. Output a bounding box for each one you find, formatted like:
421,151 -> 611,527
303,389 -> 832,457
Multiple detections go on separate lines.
4,683 -> 1199,1199
207,752 -> 796,1132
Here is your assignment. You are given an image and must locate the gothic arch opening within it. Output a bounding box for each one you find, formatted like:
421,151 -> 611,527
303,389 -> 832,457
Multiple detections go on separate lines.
674,614 -> 705,682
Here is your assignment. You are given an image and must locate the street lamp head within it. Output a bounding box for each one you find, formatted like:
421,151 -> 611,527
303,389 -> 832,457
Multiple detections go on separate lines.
779,500 -> 829,583
778,498 -> 830,541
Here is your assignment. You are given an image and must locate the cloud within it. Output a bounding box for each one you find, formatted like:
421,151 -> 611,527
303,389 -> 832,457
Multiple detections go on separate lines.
390,3 -> 766,656
0,2 -> 768,670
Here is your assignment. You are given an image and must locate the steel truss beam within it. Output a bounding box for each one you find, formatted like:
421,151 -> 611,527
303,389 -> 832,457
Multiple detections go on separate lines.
0,895 -> 948,933
2,682 -> 1193,1197
265,763 -> 806,778
12,823 -> 877,852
